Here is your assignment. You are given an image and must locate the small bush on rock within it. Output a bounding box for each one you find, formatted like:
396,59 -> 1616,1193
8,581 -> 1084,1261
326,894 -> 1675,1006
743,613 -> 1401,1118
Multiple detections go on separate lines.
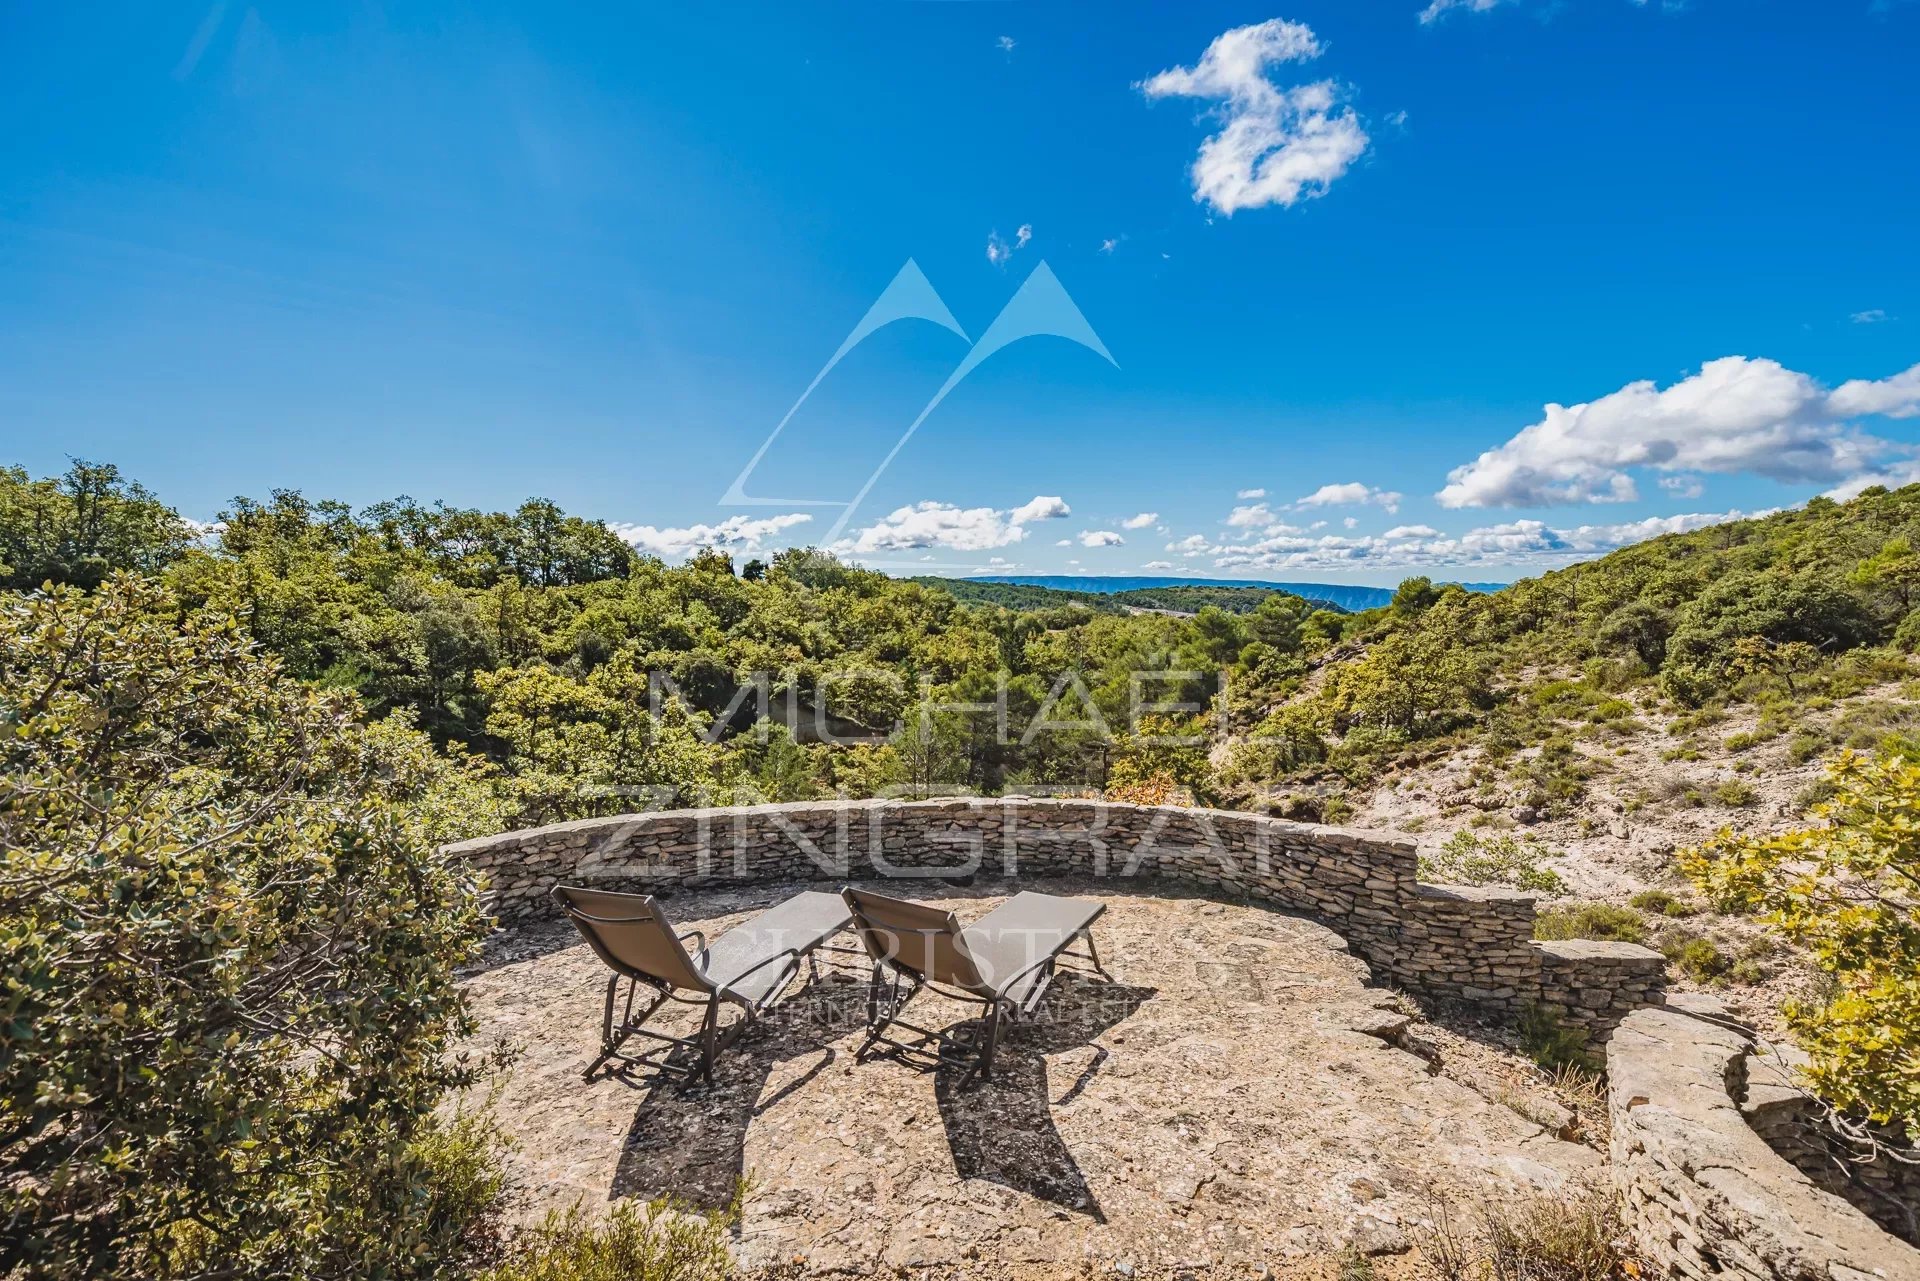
1533,903 -> 1647,944
482,1199 -> 735,1281
1422,831 -> 1567,893
1416,1190 -> 1644,1281
1627,889 -> 1697,918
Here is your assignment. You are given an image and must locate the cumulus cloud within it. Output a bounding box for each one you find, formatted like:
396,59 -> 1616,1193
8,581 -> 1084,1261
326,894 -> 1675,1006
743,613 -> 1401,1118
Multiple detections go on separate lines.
1100,237 -> 1120,254
1236,487 -> 1267,499
1200,508 -> 1756,573
1010,494 -> 1072,523
1079,530 -> 1126,548
1295,482 -> 1402,513
836,502 -> 1026,553
1227,502 -> 1281,528
1830,364 -> 1920,420
1120,511 -> 1159,529
1166,534 -> 1210,555
615,513 -> 813,560
1015,223 -> 1033,249
1138,19 -> 1369,216
1658,475 -> 1704,499
1143,560 -> 1176,570
1437,356 -> 1920,509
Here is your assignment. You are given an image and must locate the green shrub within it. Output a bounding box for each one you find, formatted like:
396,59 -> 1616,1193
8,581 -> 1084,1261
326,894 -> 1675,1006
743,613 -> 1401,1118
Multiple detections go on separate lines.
1713,779 -> 1760,807
0,579 -> 502,1281
1660,932 -> 1732,983
483,1199 -> 735,1281
1518,1004 -> 1597,1073
1534,903 -> 1647,944
1480,1191 -> 1643,1281
1421,831 -> 1567,893
1787,732 -> 1825,764
1628,889 -> 1698,918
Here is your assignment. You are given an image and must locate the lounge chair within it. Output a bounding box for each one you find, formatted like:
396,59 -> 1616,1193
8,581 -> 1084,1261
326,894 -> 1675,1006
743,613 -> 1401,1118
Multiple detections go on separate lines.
841,887 -> 1110,1084
552,886 -> 855,1082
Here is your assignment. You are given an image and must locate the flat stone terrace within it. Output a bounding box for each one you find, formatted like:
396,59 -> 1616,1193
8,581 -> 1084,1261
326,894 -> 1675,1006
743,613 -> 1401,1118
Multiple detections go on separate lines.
460,878 -> 1609,1279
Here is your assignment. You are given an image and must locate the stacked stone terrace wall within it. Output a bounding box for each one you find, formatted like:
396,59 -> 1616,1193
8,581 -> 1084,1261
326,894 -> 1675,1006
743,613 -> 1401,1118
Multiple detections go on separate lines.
1608,1005 -> 1919,1279
445,797 -> 1663,1041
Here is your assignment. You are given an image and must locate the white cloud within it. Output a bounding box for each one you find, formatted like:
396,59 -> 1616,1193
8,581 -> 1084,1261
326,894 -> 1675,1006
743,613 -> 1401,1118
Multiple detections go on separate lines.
1196,508 -> 1756,573
988,224 -> 1034,266
1343,516 -> 1359,529
1138,19 -> 1369,216
1830,363 -> 1920,420
1438,356 -> 1920,508
836,502 -> 1024,553
1120,511 -> 1159,529
1166,534 -> 1210,555
1227,502 -> 1280,527
1236,487 -> 1267,499
1143,560 -> 1176,570
1657,475 -> 1704,499
1851,309 -> 1889,325
1010,494 -> 1071,523
1100,237 -> 1120,254
1079,530 -> 1126,548
1422,0 -> 1689,23
1295,482 -> 1402,513
1418,0 -> 1511,22
615,513 -> 813,560
1055,538 -> 1073,546
996,35 -> 1016,52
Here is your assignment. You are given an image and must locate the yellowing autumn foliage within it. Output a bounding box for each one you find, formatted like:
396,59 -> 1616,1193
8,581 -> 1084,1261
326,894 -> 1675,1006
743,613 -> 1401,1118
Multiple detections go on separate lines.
1682,749 -> 1920,1139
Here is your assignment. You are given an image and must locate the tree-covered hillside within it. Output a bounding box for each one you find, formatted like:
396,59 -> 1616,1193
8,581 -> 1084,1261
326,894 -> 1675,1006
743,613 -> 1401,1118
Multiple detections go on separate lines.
8,461 -> 1920,825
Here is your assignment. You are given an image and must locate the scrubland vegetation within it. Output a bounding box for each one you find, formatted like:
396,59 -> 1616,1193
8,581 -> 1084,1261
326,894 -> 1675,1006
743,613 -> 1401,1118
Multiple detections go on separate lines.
3,459 -> 1917,1276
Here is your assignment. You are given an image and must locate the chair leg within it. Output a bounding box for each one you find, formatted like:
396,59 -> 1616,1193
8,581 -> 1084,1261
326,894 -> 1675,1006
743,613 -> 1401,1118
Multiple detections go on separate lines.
1082,930 -> 1112,980
697,998 -> 721,1082
974,1002 -> 1004,1084
586,974 -> 624,1079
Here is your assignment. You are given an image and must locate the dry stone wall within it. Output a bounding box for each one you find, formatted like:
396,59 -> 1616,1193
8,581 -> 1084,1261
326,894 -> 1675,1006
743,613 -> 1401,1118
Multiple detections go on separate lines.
1608,1004 -> 1920,1279
445,796 -> 1663,1041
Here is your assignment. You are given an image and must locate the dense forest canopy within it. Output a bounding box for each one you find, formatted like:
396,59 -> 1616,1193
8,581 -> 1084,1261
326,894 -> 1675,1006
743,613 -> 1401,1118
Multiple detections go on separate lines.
8,461 -> 1920,826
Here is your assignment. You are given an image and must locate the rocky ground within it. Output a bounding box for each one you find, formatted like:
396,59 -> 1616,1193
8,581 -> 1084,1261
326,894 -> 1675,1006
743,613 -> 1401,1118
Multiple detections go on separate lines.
460,879 -> 1611,1279
1343,679 -> 1920,1037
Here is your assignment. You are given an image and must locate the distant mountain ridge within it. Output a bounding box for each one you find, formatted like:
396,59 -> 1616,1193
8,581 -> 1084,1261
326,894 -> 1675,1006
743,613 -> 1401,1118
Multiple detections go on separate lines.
965,575 -> 1505,614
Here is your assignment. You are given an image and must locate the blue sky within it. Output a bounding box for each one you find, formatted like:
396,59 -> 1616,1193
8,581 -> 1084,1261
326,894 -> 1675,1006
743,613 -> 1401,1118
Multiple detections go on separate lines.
3,1 -> 1918,585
